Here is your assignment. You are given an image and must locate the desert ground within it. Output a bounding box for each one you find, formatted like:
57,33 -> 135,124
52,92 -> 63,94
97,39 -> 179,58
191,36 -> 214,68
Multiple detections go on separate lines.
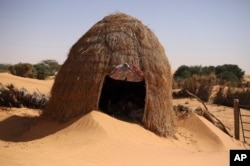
0,72 -> 249,166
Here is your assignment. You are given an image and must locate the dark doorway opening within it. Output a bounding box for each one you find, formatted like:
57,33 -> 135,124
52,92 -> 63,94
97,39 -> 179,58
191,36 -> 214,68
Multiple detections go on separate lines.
99,76 -> 146,123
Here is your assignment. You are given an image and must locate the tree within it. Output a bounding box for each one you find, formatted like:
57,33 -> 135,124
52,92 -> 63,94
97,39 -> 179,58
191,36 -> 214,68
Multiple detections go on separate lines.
215,64 -> 244,81
217,71 -> 239,82
173,65 -> 191,80
40,59 -> 61,75
0,64 -> 11,72
174,64 -> 244,83
189,65 -> 203,76
174,65 -> 214,80
201,66 -> 215,75
8,63 -> 36,78
34,63 -> 51,80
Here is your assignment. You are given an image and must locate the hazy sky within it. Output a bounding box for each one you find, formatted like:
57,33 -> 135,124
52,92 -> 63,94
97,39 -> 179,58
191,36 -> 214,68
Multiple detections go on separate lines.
0,0 -> 250,73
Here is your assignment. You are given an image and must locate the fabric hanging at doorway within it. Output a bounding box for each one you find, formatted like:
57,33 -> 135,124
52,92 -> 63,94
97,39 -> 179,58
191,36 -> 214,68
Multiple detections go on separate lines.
108,63 -> 144,82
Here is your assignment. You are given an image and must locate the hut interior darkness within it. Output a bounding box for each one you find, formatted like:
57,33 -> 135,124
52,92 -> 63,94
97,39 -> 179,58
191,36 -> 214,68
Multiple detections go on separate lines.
99,76 -> 146,122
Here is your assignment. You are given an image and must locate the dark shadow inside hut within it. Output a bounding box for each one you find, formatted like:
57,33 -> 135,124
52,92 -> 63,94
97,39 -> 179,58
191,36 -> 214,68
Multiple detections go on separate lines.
99,76 -> 146,123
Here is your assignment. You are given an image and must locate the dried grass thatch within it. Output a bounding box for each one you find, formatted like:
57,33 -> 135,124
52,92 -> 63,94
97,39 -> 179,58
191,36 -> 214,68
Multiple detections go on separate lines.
44,13 -> 175,137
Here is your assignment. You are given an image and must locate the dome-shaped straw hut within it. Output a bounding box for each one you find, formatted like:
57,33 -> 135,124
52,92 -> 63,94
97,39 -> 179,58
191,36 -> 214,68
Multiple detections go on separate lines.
45,13 -> 175,137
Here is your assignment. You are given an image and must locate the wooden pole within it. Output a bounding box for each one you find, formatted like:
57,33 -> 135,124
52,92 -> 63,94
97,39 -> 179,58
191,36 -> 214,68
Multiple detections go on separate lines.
234,99 -> 240,140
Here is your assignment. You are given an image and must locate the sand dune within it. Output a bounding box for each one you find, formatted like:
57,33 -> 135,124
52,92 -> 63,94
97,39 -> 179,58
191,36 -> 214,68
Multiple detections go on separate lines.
0,73 -> 53,94
0,73 -> 249,166
0,110 -> 248,166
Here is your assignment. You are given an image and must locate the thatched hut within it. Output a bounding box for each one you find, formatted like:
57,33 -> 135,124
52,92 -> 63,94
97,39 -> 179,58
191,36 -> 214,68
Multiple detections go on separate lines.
45,13 -> 175,137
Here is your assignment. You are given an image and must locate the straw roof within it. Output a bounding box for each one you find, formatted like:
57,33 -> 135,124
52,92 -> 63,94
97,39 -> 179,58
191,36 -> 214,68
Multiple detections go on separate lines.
44,13 -> 175,137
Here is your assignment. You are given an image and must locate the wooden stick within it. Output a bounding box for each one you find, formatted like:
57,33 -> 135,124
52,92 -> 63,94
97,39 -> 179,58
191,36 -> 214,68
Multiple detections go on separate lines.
234,99 -> 240,140
184,90 -> 232,137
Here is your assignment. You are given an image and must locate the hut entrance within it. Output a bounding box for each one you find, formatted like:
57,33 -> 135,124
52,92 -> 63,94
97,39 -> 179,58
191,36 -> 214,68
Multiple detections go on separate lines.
99,76 -> 146,123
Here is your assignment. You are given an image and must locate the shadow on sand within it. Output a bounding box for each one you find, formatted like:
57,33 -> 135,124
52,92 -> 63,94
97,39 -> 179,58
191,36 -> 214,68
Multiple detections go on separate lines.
0,114 -> 80,142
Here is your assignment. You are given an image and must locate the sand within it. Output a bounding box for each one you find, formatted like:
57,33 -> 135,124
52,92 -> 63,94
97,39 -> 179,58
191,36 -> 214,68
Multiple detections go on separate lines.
0,73 -> 249,166
0,72 -> 53,94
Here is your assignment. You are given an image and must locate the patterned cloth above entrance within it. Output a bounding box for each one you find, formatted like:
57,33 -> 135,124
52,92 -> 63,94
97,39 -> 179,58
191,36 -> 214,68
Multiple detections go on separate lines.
108,63 -> 144,82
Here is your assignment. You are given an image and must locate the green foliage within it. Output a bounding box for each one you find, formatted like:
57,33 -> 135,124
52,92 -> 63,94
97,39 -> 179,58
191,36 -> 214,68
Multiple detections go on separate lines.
201,66 -> 215,75
174,65 -> 215,80
33,59 -> 61,79
0,64 -> 11,72
216,71 -> 239,85
8,63 -> 36,78
215,64 -> 244,81
174,64 -> 244,86
34,63 -> 51,80
173,65 -> 191,80
40,59 -> 61,75
6,59 -> 61,80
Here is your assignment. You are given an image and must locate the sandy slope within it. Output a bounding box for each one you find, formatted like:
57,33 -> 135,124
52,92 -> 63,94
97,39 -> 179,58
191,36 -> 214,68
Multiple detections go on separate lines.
0,72 -> 53,94
173,98 -> 250,141
0,73 -> 249,166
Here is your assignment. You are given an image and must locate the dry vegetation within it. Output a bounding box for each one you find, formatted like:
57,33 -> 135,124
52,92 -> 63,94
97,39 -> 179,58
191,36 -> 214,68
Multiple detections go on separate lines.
173,74 -> 250,110
0,83 -> 48,109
